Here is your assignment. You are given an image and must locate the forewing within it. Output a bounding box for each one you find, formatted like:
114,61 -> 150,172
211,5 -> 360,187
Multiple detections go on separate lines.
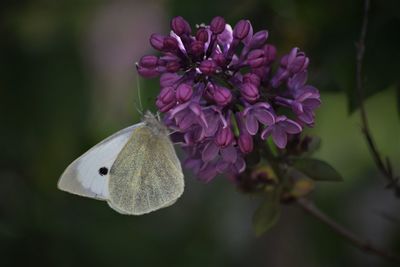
108,126 -> 184,215
58,123 -> 143,200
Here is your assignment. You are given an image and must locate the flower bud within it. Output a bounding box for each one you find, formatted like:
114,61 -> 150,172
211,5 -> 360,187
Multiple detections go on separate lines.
160,73 -> 181,88
238,132 -> 253,154
163,37 -> 179,52
199,59 -> 217,75
240,83 -> 259,102
289,54 -> 309,73
136,55 -> 160,78
171,16 -> 191,35
196,28 -> 209,42
156,86 -> 176,112
233,20 -> 251,40
150,34 -> 165,50
136,66 -> 159,78
212,53 -> 226,66
243,73 -> 261,87
246,49 -> 265,68
216,126 -> 234,147
166,61 -> 181,72
263,44 -> 277,63
248,30 -> 268,49
176,84 -> 193,103
159,54 -> 179,63
190,40 -> 205,56
282,48 -> 309,73
213,86 -> 232,106
138,55 -> 158,68
210,16 -> 226,34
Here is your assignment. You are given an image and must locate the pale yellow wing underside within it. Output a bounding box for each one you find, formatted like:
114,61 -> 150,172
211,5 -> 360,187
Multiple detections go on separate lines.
108,125 -> 184,215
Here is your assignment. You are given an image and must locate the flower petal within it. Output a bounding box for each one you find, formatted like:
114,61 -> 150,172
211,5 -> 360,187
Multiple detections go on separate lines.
179,112 -> 195,130
202,141 -> 219,162
272,126 -> 287,148
288,71 -> 307,90
298,112 -> 314,124
184,158 -> 202,174
260,126 -> 273,140
234,157 -> 246,173
221,145 -> 237,163
279,119 -> 302,134
245,114 -> 259,135
216,160 -> 229,173
198,162 -> 218,182
303,98 -> 321,109
169,101 -> 190,117
254,109 -> 274,126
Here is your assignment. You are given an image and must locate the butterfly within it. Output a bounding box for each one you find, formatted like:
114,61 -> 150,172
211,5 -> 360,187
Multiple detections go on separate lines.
58,111 -> 184,215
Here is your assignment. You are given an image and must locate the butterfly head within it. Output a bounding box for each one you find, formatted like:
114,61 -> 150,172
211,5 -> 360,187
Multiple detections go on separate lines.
143,111 -> 169,136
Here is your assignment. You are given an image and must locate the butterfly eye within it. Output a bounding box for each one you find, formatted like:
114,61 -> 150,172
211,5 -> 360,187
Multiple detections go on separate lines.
99,167 -> 108,176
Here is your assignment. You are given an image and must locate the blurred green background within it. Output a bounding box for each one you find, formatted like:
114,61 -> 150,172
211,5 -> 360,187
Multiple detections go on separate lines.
1,0 -> 400,266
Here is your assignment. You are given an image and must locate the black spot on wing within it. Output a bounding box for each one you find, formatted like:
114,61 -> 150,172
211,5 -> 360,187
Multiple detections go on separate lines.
99,167 -> 108,176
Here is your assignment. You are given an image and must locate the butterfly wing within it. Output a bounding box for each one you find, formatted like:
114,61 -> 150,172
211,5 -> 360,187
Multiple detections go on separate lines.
107,125 -> 184,215
58,123 -> 144,200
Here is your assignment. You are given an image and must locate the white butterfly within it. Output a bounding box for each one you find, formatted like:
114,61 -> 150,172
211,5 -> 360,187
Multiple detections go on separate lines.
58,111 -> 184,215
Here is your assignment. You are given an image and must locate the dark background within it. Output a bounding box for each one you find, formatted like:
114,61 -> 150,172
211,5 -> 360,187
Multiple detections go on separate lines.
1,0 -> 399,266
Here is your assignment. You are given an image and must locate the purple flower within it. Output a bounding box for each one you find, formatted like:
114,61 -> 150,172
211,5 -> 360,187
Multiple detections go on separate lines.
169,101 -> 207,131
203,106 -> 227,137
261,116 -> 302,148
137,16 -> 321,182
292,89 -> 321,124
201,140 -> 245,176
275,71 -> 321,125
271,47 -> 309,88
242,102 -> 275,135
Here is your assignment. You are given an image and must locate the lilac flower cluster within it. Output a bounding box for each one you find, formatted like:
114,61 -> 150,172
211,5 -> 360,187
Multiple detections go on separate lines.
137,16 -> 321,181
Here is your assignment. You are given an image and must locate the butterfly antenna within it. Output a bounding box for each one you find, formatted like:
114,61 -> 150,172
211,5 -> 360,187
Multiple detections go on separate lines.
168,129 -> 179,136
135,75 -> 144,116
156,111 -> 161,121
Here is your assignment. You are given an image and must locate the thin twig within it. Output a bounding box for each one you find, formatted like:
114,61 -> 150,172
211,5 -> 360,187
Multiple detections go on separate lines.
355,0 -> 400,196
297,197 -> 400,263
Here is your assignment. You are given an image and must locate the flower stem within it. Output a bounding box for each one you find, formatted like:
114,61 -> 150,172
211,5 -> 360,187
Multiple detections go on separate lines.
355,0 -> 400,196
297,197 -> 400,263
262,141 -> 399,262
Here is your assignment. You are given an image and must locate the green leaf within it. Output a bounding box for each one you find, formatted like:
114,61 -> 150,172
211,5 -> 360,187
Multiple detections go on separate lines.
292,158 -> 343,182
252,197 -> 280,236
